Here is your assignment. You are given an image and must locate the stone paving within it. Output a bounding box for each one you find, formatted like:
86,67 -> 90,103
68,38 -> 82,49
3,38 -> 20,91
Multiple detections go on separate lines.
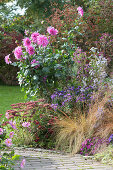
13,148 -> 113,170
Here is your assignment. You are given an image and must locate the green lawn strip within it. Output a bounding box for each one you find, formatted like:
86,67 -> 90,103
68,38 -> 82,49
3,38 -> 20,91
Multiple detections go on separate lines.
0,85 -> 25,116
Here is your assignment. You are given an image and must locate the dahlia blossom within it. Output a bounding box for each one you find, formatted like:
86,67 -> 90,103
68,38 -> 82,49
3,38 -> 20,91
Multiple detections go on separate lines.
37,35 -> 49,47
47,26 -> 58,35
14,46 -> 23,60
5,138 -> 13,147
27,46 -> 35,55
22,122 -> 31,127
20,159 -> 26,168
31,32 -> 40,43
0,128 -> 3,135
5,54 -> 12,64
77,6 -> 84,17
23,37 -> 31,47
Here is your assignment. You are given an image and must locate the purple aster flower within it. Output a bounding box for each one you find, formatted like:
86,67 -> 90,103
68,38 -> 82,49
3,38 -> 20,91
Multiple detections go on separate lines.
108,134 -> 113,143
14,46 -> 23,60
47,26 -> 58,35
37,35 -> 49,47
5,54 -> 12,64
51,104 -> 58,111
9,120 -> 17,129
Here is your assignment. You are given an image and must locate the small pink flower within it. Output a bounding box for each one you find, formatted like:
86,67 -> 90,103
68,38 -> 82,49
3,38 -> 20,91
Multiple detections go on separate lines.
22,122 -> 31,127
5,112 -> 10,119
23,37 -> 31,47
14,46 -> 23,60
77,6 -> 84,17
31,32 -> 40,43
9,120 -> 17,129
9,131 -> 14,138
25,30 -> 29,35
47,26 -> 58,35
0,128 -> 3,135
27,46 -> 35,55
5,138 -> 13,147
5,54 -> 12,64
37,35 -> 49,47
20,159 -> 26,168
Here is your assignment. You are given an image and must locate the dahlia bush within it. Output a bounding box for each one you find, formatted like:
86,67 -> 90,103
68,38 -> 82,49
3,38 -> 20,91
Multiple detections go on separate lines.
5,26 -> 77,100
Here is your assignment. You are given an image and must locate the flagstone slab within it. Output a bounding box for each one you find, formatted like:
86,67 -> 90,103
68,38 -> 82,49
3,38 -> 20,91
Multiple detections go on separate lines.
13,147 -> 113,170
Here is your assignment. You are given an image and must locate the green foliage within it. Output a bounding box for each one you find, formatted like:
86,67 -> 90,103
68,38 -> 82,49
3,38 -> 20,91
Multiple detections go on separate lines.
15,0 -> 66,18
94,144 -> 113,165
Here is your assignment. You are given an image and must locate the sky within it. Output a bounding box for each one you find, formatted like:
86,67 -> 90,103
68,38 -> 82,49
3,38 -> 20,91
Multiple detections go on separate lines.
6,0 -> 26,15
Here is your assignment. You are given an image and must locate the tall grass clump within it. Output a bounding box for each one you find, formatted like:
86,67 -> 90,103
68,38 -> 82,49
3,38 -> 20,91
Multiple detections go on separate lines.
55,89 -> 113,154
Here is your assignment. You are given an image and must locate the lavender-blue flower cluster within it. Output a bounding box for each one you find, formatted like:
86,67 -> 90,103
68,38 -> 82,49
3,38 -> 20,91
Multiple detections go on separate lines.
50,85 -> 94,110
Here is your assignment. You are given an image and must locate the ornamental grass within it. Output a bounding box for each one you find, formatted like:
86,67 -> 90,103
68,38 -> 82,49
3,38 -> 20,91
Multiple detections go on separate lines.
55,89 -> 113,154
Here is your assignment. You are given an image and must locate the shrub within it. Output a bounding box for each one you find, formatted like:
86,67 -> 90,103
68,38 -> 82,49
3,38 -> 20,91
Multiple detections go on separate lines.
5,99 -> 59,149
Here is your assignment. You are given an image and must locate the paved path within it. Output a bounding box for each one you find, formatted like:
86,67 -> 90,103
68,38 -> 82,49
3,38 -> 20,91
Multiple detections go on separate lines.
13,148 -> 113,170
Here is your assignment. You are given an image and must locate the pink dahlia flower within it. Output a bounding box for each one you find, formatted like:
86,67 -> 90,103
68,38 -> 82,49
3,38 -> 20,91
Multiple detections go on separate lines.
22,122 -> 31,127
5,54 -> 12,64
77,6 -> 84,17
31,59 -> 40,68
9,131 -> 14,138
0,128 -> 3,135
23,37 -> 31,47
31,32 -> 40,43
14,46 -> 23,60
27,46 -> 35,55
5,138 -> 13,147
20,159 -> 26,168
9,120 -> 17,130
37,35 -> 49,47
47,26 -> 58,35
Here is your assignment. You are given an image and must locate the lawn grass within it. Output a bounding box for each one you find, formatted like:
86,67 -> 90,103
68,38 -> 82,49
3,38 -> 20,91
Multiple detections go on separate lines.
0,85 -> 25,116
